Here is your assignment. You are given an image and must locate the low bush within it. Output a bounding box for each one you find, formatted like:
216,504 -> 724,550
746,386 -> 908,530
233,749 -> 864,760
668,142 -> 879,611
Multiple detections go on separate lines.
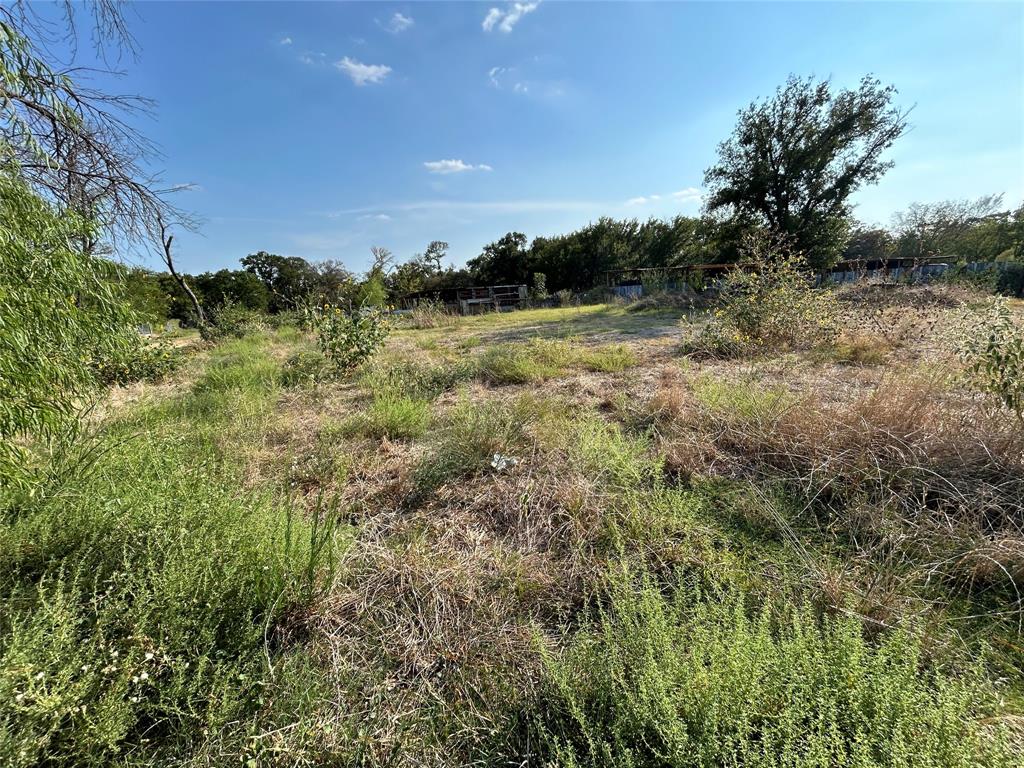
315,304 -> 390,375
956,298 -> 1024,425
686,258 -> 840,358
89,339 -> 181,386
536,573 -> 1010,767
199,299 -> 268,342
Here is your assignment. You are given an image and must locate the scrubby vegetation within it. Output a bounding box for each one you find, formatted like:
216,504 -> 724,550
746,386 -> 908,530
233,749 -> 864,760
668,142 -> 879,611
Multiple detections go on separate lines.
3,5 -> 1024,764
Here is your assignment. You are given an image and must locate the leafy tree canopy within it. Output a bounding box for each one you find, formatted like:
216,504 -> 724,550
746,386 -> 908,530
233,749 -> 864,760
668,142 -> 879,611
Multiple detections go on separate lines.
704,75 -> 909,269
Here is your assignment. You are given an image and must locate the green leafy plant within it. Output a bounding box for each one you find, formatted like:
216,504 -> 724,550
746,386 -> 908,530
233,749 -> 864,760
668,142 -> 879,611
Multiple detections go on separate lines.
537,572 -> 1011,767
0,170 -> 140,488
89,340 -> 181,386
689,257 -> 840,357
199,298 -> 267,342
314,304 -> 391,375
958,298 -> 1024,426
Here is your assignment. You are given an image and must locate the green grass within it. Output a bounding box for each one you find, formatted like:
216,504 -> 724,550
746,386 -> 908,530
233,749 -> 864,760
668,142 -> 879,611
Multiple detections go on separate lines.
537,572 -> 1011,767
0,335 -> 342,767
343,393 -> 432,440
478,338 -> 638,385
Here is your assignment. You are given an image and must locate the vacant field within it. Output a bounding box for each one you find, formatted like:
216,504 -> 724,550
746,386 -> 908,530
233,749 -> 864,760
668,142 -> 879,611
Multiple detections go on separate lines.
3,289 -> 1023,766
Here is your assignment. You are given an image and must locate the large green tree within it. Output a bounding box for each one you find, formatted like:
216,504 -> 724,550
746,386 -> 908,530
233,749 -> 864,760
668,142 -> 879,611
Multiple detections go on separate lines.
704,75 -> 909,269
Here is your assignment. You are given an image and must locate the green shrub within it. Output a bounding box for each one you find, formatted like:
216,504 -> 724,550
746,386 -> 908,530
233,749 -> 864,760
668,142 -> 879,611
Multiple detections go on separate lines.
957,298 -> 1024,426
199,299 -> 268,342
688,258 -> 840,358
89,340 -> 181,386
537,573 -> 1010,767
315,304 -> 390,375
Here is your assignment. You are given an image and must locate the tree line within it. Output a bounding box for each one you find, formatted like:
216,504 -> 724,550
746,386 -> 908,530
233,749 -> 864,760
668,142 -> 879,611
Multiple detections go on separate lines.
130,73 -> 1021,320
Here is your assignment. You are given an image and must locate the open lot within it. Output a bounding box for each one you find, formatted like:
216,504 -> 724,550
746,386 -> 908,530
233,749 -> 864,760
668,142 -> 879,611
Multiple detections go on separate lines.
9,288 -> 1019,766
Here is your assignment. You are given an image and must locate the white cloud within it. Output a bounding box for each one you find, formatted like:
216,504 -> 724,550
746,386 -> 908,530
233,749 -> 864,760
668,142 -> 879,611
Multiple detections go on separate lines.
628,188 -> 701,206
358,213 -> 392,221
423,159 -> 493,174
482,8 -> 503,32
513,82 -> 528,93
384,12 -> 414,33
488,66 -> 508,87
672,187 -> 703,203
299,51 -> 327,66
279,36 -> 292,45
626,196 -> 651,206
483,2 -> 540,34
335,57 -> 392,86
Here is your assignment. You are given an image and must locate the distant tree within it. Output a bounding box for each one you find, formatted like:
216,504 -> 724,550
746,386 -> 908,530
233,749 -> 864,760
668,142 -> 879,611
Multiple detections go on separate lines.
192,269 -> 271,312
704,75 -> 910,269
121,267 -> 172,326
310,260 -> 356,304
468,232 -> 530,285
157,214 -> 205,325
241,251 -> 317,311
892,195 -> 1010,262
369,246 -> 395,276
842,223 -> 896,264
422,240 -> 448,273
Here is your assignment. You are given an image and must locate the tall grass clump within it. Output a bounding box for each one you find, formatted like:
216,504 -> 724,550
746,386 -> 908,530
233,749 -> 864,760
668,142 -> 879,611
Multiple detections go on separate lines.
535,573 -> 1011,767
407,300 -> 459,329
412,397 -> 535,497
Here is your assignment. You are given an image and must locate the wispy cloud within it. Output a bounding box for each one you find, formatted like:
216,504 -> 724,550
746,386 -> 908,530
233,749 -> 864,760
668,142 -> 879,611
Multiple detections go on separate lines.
358,213 -> 392,221
483,2 -> 540,34
626,188 -> 703,206
299,51 -> 327,66
488,66 -> 532,95
672,187 -> 703,203
625,194 -> 662,206
488,66 -> 509,88
335,57 -> 392,86
423,159 -> 493,174
279,36 -> 293,46
381,12 -> 414,34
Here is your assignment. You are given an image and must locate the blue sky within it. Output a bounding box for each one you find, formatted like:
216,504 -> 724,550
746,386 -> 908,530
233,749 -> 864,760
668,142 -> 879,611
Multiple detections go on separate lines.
74,1 -> 1023,274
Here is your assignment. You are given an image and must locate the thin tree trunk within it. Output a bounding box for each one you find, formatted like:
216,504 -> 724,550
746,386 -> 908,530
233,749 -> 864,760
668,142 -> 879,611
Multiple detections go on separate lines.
158,217 -> 205,326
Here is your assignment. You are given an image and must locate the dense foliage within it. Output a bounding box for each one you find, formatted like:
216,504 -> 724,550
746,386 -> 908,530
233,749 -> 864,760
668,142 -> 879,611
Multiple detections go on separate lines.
0,170 -> 138,487
704,75 -> 909,269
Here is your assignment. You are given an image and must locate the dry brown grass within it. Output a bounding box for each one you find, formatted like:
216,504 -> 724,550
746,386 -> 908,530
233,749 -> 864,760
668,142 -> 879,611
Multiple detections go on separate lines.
651,366 -> 1024,618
